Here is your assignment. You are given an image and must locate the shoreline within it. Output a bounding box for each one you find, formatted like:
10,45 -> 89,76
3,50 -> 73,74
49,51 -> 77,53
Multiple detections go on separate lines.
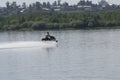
1,26 -> 120,31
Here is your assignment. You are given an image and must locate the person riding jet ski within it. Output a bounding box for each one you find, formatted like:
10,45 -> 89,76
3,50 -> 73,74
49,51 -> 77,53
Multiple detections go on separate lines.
42,32 -> 57,41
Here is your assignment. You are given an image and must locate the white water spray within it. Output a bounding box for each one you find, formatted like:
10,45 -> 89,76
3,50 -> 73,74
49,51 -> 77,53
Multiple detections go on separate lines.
0,41 -> 57,49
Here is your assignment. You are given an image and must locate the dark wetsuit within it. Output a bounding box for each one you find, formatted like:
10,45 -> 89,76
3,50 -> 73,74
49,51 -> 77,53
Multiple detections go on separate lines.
45,35 -> 51,40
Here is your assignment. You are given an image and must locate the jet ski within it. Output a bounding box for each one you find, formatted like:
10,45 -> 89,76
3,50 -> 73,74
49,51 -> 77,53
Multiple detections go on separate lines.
42,36 -> 58,42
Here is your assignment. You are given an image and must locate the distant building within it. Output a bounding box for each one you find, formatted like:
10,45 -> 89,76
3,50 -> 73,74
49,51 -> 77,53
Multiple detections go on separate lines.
42,8 -> 50,11
52,5 -> 61,11
77,0 -> 92,11
52,0 -> 61,11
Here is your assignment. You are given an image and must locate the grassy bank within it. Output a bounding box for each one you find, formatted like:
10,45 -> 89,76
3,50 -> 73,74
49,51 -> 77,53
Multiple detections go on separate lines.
0,11 -> 120,31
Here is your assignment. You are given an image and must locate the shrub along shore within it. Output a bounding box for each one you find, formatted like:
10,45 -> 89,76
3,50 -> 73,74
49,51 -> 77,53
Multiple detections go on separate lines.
0,11 -> 120,31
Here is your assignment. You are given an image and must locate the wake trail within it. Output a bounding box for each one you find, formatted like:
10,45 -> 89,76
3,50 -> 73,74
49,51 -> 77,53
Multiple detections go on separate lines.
0,41 -> 57,50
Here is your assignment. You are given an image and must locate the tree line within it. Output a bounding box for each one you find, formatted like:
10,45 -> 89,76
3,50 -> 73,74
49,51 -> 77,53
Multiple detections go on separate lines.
1,0 -> 120,16
0,11 -> 120,31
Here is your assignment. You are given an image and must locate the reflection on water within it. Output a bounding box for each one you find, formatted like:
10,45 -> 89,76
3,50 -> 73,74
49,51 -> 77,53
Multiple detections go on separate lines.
0,30 -> 120,80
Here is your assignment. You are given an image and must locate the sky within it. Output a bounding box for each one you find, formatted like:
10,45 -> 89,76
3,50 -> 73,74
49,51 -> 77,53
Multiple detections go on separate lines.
0,0 -> 120,7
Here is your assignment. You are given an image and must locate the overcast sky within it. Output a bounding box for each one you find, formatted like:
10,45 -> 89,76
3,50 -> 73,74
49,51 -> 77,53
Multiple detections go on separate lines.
0,0 -> 120,7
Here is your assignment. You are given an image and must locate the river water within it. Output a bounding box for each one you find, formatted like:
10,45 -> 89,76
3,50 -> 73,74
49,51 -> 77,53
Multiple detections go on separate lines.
0,30 -> 120,80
